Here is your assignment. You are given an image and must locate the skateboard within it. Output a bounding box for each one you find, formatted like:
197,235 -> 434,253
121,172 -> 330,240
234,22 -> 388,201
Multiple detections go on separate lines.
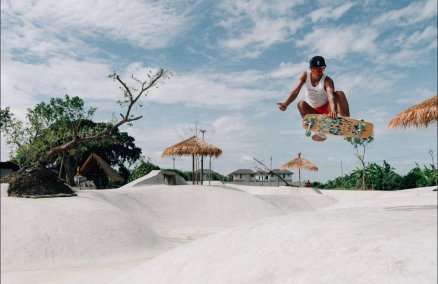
302,114 -> 373,142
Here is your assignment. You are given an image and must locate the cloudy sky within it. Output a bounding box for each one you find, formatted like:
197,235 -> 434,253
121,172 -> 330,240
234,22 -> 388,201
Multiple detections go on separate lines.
1,0 -> 437,182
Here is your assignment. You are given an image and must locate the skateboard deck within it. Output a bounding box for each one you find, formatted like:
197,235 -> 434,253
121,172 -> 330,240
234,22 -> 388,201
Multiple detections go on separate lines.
302,114 -> 373,141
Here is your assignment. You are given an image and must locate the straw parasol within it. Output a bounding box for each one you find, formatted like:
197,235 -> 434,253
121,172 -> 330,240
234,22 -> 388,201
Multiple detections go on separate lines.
162,136 -> 222,184
388,96 -> 437,128
280,152 -> 318,187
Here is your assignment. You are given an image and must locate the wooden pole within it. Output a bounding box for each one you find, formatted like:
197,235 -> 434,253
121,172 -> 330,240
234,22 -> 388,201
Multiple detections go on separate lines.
192,154 -> 195,185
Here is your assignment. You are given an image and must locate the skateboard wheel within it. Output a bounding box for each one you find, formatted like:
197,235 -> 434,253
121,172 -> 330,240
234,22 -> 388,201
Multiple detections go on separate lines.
353,137 -> 361,144
305,130 -> 311,137
309,116 -> 316,123
358,123 -> 365,131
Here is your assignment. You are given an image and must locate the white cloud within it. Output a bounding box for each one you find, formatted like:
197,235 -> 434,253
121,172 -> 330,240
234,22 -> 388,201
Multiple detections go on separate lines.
148,71 -> 282,110
215,0 -> 305,57
404,26 -> 437,47
0,58 -> 175,122
1,0 -> 196,60
296,26 -> 379,58
395,87 -> 436,105
271,62 -> 308,79
310,3 -> 355,22
372,0 -> 437,27
334,70 -> 402,97
211,114 -> 248,136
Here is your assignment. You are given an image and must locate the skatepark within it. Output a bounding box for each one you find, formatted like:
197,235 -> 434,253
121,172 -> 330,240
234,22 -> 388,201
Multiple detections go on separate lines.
1,183 -> 437,284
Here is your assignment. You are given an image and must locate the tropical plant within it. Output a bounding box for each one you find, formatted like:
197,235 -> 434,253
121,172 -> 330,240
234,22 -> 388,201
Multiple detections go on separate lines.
345,135 -> 374,190
401,164 -> 438,189
365,161 -> 402,190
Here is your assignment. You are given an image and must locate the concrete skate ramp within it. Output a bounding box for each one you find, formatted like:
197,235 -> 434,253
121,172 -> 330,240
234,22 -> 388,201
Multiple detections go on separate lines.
1,184 -> 294,272
2,185 -> 435,284
112,187 -> 437,284
224,184 -> 338,212
122,170 -> 187,186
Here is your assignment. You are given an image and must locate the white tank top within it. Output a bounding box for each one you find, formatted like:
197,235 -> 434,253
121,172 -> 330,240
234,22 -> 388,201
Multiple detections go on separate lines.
304,70 -> 328,108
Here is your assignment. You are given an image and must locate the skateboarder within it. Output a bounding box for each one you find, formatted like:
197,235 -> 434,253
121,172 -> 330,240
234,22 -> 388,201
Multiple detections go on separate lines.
278,55 -> 350,141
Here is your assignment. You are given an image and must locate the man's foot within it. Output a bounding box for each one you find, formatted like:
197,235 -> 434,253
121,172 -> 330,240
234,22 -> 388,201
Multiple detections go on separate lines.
311,132 -> 326,142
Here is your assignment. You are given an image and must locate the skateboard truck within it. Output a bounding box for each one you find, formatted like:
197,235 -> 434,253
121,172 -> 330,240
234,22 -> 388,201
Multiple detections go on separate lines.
353,119 -> 366,144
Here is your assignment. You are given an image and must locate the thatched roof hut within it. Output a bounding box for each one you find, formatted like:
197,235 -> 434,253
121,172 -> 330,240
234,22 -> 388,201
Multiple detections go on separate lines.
162,136 -> 222,157
388,96 -> 437,128
79,154 -> 124,187
162,136 -> 222,184
280,153 -> 318,187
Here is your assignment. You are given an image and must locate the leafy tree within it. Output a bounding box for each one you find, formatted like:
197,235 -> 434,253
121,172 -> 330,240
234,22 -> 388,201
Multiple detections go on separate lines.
1,69 -> 170,196
9,96 -> 97,181
36,70 -> 169,168
3,98 -> 142,185
345,135 -> 374,190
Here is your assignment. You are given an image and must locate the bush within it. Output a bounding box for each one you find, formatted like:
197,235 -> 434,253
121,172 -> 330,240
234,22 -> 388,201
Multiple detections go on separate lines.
401,165 -> 437,189
128,161 -> 160,182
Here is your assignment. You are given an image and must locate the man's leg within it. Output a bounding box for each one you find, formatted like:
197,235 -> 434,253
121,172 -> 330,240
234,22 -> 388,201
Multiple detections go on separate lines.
297,100 -> 316,118
334,91 -> 350,117
297,100 -> 327,141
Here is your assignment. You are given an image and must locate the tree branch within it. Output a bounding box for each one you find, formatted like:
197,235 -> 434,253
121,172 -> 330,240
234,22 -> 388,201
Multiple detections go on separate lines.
37,69 -> 168,167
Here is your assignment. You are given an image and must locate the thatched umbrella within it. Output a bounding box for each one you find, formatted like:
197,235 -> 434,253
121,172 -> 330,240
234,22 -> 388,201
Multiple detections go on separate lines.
388,96 -> 437,128
280,152 -> 318,187
162,136 -> 222,184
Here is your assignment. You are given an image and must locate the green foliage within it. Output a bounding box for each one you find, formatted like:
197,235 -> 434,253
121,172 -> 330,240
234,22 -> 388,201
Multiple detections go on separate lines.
0,107 -> 25,154
315,160 -> 436,190
75,120 -> 142,167
128,161 -> 161,182
3,97 -> 142,187
365,161 -> 402,190
0,107 -> 13,128
345,135 -> 374,148
401,164 -> 438,189
163,169 -> 190,181
208,171 -> 227,181
2,95 -> 97,168
311,181 -> 325,189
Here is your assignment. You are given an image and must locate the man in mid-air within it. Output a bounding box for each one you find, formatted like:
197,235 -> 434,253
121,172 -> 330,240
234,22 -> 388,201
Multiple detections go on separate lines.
278,55 -> 350,141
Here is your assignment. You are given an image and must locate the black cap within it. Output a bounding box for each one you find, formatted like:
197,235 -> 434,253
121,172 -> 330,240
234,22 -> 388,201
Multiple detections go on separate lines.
309,56 -> 326,69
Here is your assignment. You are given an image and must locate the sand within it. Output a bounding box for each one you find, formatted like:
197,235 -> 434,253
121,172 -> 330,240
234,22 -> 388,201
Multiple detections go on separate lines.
1,183 -> 436,284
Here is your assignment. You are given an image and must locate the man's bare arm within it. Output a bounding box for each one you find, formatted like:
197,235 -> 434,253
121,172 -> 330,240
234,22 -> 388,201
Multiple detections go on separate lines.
324,76 -> 337,118
278,72 -> 306,111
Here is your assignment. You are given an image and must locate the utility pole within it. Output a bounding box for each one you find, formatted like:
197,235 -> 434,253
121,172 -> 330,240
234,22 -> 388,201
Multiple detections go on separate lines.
200,129 -> 206,185
270,156 -> 272,187
341,161 -> 344,189
172,157 -> 175,170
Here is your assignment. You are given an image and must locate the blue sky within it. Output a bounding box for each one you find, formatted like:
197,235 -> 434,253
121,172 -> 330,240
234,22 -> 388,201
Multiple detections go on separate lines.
1,0 -> 437,182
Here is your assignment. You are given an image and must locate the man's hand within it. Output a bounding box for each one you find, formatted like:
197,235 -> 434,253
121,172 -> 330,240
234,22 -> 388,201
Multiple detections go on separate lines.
329,111 -> 338,119
277,102 -> 288,111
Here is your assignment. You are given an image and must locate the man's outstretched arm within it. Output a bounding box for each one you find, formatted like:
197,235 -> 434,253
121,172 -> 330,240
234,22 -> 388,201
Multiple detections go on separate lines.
278,72 -> 306,111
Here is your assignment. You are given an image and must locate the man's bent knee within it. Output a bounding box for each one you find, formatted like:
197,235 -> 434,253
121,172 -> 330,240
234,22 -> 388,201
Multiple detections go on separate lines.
335,91 -> 346,100
297,100 -> 306,110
